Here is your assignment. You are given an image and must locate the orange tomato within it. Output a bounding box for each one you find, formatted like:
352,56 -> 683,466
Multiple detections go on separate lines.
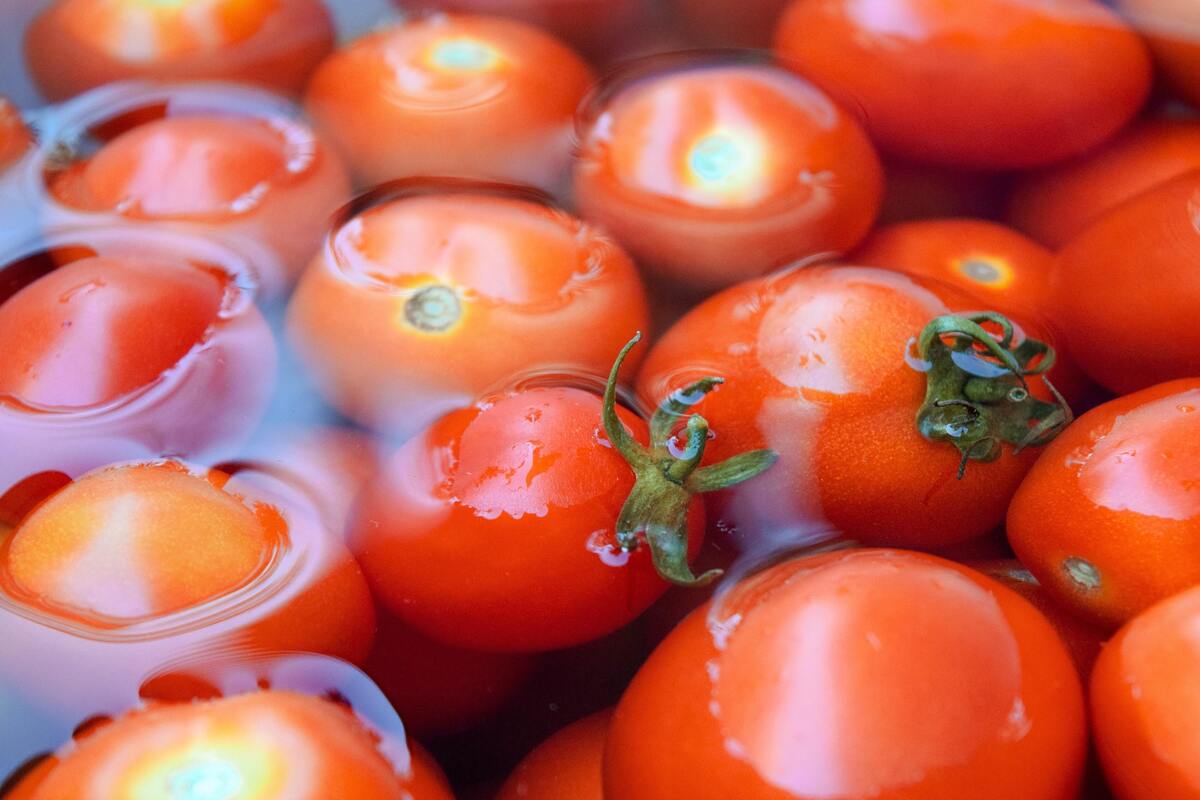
0,96 -> 29,173
24,0 -> 333,100
1006,117 -> 1200,248
1116,0 -> 1200,108
574,59 -> 883,291
1008,378 -> 1200,628
497,709 -> 610,800
1091,583 -> 1200,800
305,14 -> 594,191
286,190 -> 649,438
605,549 -> 1087,799
636,264 -> 1068,551
773,0 -> 1152,168
1052,170 -> 1200,393
24,691 -> 452,800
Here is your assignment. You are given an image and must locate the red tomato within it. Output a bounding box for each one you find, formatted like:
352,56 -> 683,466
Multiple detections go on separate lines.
24,691 -> 452,800
1091,583 -> 1200,800
636,264 -> 1071,551
497,709 -> 610,800
671,0 -> 793,47
1006,117 -> 1200,248
305,14 -> 594,191
574,59 -> 883,291
1116,0 -> 1200,108
605,549 -> 1087,799
286,190 -> 649,438
1008,378 -> 1200,628
24,0 -> 333,101
773,0 -> 1152,168
0,96 -> 30,173
48,113 -> 350,296
1052,171 -> 1200,393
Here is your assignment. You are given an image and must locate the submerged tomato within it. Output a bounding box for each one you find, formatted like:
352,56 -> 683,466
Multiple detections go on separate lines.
1008,378 -> 1200,628
606,549 -> 1087,799
0,96 -> 30,173
497,709 -> 610,800
574,59 -> 883,291
1091,584 -> 1200,800
1116,0 -> 1200,109
305,14 -> 594,191
24,0 -> 333,100
396,0 -> 641,54
773,0 -> 1152,168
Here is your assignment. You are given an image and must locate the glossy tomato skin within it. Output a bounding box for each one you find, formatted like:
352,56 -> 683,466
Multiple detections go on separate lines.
1008,379 -> 1200,629
24,0 -> 333,100
1116,0 -> 1200,109
605,549 -> 1087,800
773,0 -> 1152,168
636,264 -> 1049,551
497,709 -> 610,800
1052,171 -> 1200,394
574,60 -> 883,291
350,386 -> 704,653
1006,117 -> 1200,248
286,191 -> 649,439
1091,584 -> 1200,800
305,14 -> 594,192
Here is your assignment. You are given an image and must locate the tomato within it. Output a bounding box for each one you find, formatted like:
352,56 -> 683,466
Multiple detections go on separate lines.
0,250 -> 275,497
1008,378 -> 1200,628
1052,171 -> 1200,394
286,190 -> 649,439
47,113 -> 350,297
23,691 -> 452,800
605,549 -> 1087,800
773,0 -> 1152,168
1116,0 -> 1200,108
363,613 -> 537,739
497,709 -> 610,800
671,0 -> 793,47
304,14 -> 594,192
24,0 -> 333,101
1091,583 -> 1200,800
636,264 -> 1071,551
1006,117 -> 1200,248
573,59 -> 883,291
0,96 -> 29,173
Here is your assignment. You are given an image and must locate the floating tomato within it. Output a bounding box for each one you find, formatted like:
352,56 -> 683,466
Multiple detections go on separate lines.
497,709 -> 610,800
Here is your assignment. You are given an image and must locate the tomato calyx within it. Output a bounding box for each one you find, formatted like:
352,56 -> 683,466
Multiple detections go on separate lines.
915,312 -> 1072,479
602,333 -> 778,587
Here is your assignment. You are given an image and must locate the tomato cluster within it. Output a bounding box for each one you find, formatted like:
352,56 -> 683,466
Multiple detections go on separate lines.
3,1 -> 1200,798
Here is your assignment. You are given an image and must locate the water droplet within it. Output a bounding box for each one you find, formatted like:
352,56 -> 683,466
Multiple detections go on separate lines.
586,530 -> 631,567
1178,404 -> 1195,414
903,337 -> 932,372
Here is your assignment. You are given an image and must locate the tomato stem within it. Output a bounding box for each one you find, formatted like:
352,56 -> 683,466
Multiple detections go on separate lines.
602,333 -> 777,587
914,312 -> 1072,479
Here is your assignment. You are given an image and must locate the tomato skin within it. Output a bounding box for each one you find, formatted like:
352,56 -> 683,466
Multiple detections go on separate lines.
1052,171 -> 1200,394
636,264 -> 1047,551
305,14 -> 594,191
24,0 -> 333,101
350,386 -> 704,653
1116,0 -> 1200,109
1091,584 -> 1200,800
1008,378 -> 1200,629
773,0 -> 1151,168
1006,117 -> 1200,249
605,549 -> 1087,800
497,709 -> 610,800
0,96 -> 29,173
574,61 -> 883,291
286,192 -> 649,439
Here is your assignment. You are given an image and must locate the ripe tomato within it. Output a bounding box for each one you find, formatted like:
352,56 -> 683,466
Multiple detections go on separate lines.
773,0 -> 1152,168
0,96 -> 29,173
1006,117 -> 1200,248
286,189 -> 649,439
23,691 -> 452,800
1052,171 -> 1200,393
47,112 -> 350,296
1091,583 -> 1200,800
1008,378 -> 1200,628
497,709 -> 610,800
305,14 -> 594,192
1116,0 -> 1200,109
671,0 -> 793,47
574,59 -> 883,291
605,549 -> 1087,800
636,264 -> 1071,551
24,0 -> 333,101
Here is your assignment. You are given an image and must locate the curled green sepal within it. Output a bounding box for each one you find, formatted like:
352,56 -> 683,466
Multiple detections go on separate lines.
602,333 -> 778,588
914,312 -> 1073,480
